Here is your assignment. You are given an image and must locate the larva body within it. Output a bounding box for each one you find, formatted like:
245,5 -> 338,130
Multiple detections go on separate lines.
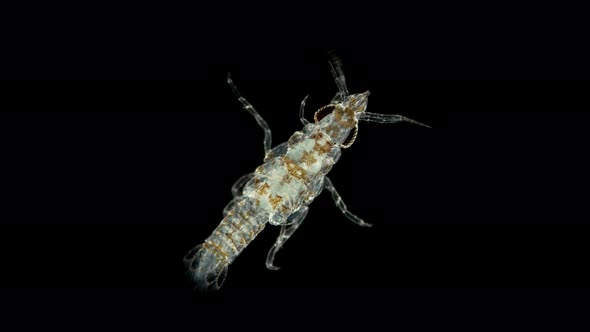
184,57 -> 428,290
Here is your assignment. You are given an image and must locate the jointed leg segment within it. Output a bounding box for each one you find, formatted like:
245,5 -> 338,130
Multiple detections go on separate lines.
323,176 -> 372,227
227,73 -> 273,154
223,173 -> 254,216
266,207 -> 309,270
231,173 -> 254,197
300,95 -> 310,125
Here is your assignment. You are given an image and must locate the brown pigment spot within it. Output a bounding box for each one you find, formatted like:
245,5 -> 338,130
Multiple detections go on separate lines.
301,150 -> 318,166
284,157 -> 309,181
256,182 -> 270,195
280,174 -> 293,185
269,194 -> 283,209
313,140 -> 332,154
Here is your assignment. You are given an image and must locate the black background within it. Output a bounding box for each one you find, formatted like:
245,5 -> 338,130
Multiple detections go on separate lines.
2,3 -> 589,330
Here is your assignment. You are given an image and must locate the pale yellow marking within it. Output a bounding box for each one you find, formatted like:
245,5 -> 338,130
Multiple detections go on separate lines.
227,220 -> 242,237
230,220 -> 248,245
301,150 -> 318,166
313,139 -> 332,154
203,238 -> 229,263
341,108 -> 356,128
269,194 -> 283,209
256,182 -> 270,195
223,225 -> 240,251
310,131 -> 322,139
326,125 -> 340,139
280,204 -> 289,214
334,108 -> 342,122
230,221 -> 248,246
280,173 -> 293,185
284,157 -> 309,181
332,106 -> 356,129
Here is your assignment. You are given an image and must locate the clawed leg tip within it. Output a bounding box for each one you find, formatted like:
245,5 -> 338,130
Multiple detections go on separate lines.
266,265 -> 281,271
354,218 -> 373,227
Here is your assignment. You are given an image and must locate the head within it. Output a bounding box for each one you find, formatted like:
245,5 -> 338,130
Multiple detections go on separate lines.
314,91 -> 370,148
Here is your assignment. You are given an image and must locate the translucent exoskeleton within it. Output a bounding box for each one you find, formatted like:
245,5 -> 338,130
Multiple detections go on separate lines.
184,55 -> 430,291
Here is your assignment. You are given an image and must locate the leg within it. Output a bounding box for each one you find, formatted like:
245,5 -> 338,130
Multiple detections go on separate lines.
264,142 -> 289,162
223,196 -> 241,217
266,206 -> 309,271
323,176 -> 372,227
231,173 -> 254,197
223,173 -> 254,216
299,95 -> 310,125
227,73 -> 273,154
359,112 -> 430,128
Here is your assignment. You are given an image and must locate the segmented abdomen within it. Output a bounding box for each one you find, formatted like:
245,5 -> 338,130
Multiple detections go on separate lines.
185,197 -> 267,290
204,197 -> 267,264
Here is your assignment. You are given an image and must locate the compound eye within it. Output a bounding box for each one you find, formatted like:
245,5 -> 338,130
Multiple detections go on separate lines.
314,104 -> 335,122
